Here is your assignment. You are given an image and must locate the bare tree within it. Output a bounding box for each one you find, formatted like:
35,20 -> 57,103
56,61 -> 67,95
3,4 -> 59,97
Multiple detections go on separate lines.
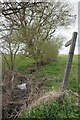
0,1 -> 76,67
0,31 -> 25,70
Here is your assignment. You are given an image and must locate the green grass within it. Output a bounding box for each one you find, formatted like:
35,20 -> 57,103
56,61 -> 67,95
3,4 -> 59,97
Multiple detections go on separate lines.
2,55 -> 35,72
17,95 -> 79,119
15,55 -> 35,72
2,54 -> 79,119
3,54 -> 78,92
16,55 -> 79,119
32,55 -> 78,92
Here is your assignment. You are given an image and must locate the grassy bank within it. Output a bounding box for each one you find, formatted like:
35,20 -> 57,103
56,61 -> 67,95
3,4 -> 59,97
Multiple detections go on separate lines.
17,97 -> 79,119
2,54 -> 78,92
16,55 -> 79,119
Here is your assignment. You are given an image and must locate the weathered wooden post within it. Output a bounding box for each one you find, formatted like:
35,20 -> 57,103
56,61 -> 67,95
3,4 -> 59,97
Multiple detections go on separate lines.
61,32 -> 77,92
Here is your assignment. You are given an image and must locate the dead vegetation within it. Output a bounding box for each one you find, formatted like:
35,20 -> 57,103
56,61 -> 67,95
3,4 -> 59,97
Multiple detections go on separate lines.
21,91 -> 64,113
2,69 -> 49,119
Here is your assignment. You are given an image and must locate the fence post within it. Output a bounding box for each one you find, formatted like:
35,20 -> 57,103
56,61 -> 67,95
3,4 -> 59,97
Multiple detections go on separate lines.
61,32 -> 77,92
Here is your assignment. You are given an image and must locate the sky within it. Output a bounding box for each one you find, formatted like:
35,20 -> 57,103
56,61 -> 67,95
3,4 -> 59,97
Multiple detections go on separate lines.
58,0 -> 79,54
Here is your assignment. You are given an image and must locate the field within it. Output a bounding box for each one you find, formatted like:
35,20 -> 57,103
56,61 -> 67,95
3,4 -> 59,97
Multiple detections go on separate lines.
13,55 -> 78,91
14,55 -> 79,119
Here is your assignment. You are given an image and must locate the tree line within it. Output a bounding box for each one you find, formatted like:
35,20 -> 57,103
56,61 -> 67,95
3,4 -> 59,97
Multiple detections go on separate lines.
0,1 -> 76,70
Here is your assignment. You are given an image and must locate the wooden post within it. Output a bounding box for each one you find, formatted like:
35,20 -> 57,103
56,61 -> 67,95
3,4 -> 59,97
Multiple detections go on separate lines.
61,32 -> 77,92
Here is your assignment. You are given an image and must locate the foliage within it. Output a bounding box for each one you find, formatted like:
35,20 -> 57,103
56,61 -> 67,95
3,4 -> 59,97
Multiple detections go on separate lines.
15,55 -> 78,119
2,53 -> 78,119
17,95 -> 78,119
15,55 -> 35,72
1,31 -> 25,70
1,1 -> 76,66
2,54 -> 78,92
35,55 -> 78,92
36,40 -> 58,64
2,55 -> 35,72
27,38 -> 63,64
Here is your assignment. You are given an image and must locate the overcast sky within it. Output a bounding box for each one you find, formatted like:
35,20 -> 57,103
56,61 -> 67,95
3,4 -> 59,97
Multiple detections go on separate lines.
59,0 -> 79,54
